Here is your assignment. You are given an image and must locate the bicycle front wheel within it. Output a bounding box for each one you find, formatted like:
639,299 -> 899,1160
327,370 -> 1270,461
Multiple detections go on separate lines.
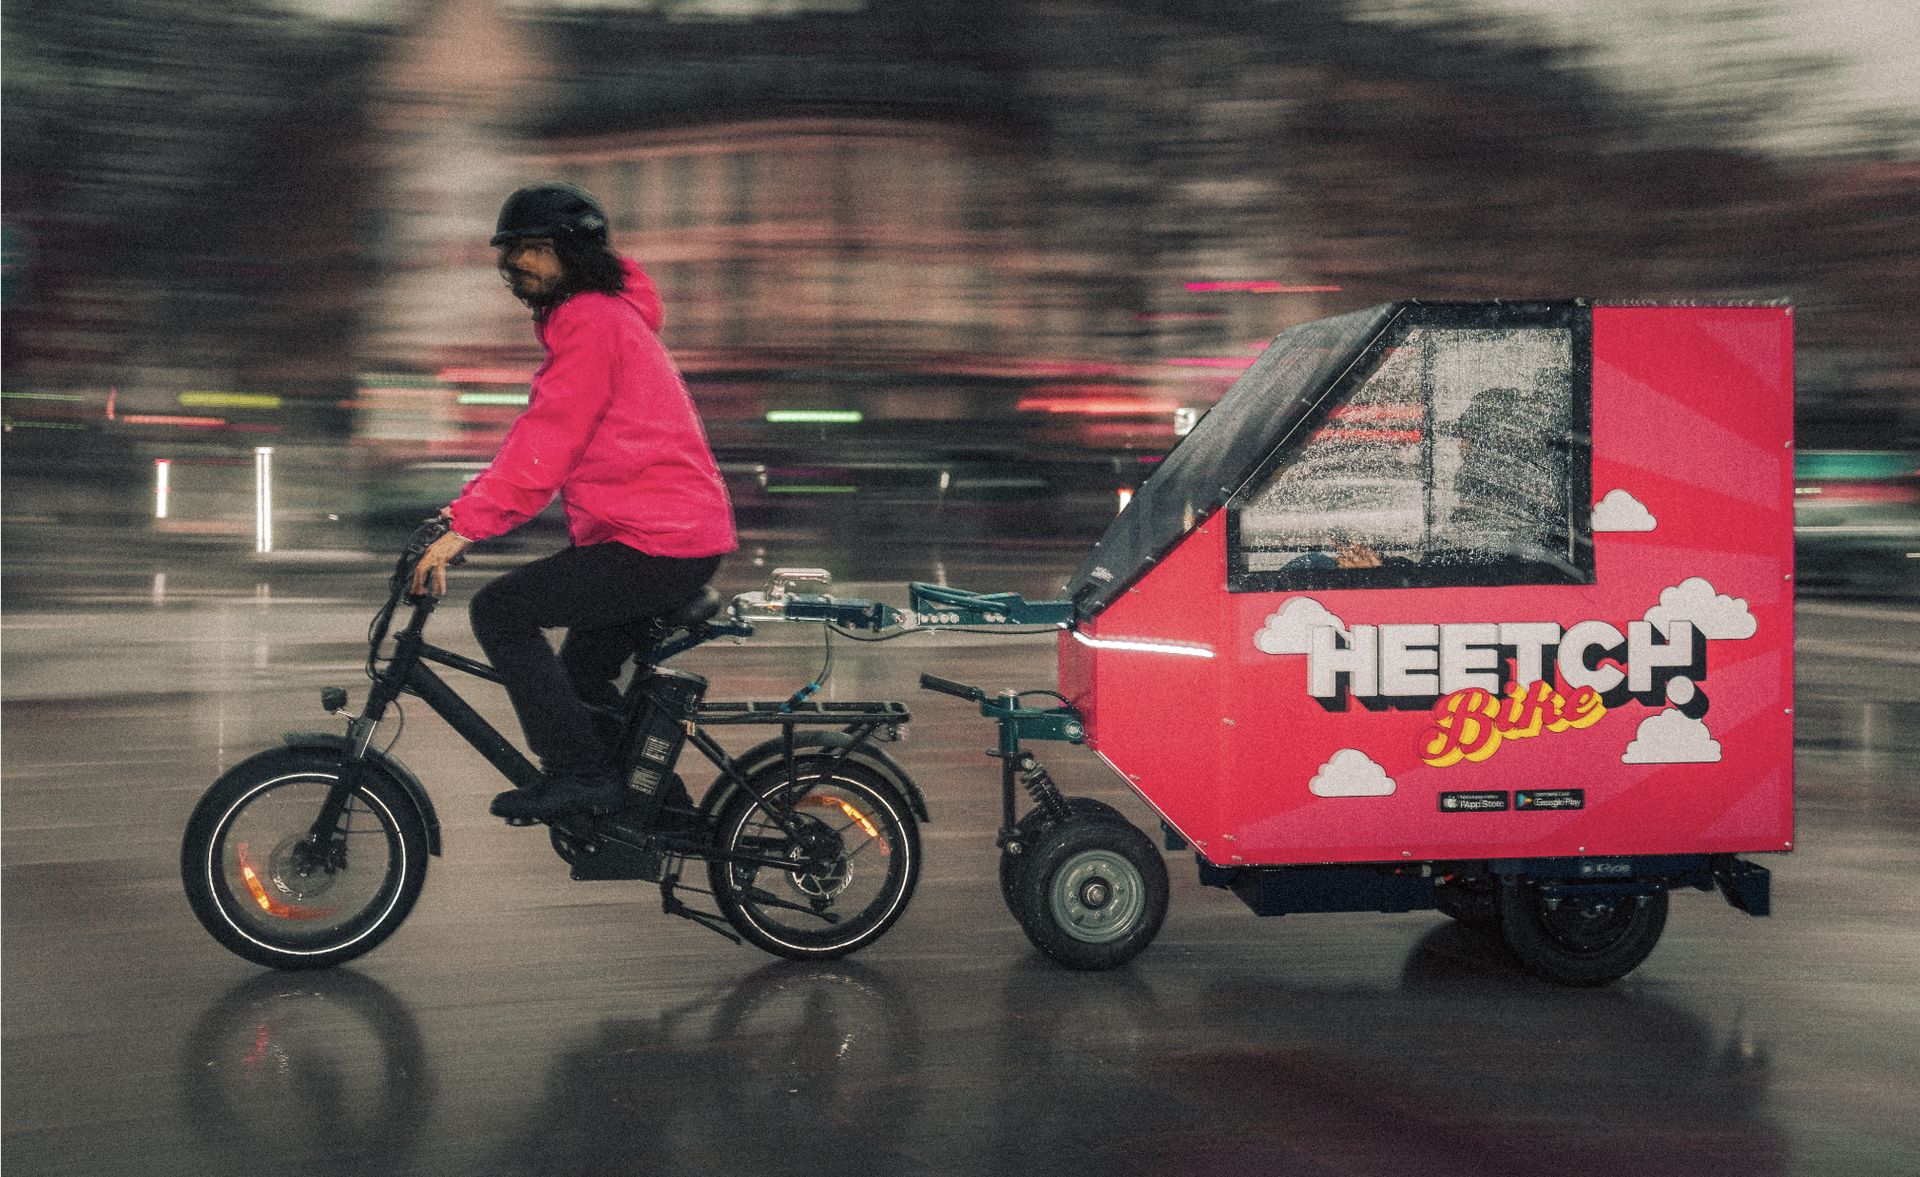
182,748 -> 428,970
708,760 -> 920,960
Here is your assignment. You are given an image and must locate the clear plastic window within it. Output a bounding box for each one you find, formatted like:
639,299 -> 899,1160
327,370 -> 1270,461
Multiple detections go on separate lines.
1233,323 -> 1588,588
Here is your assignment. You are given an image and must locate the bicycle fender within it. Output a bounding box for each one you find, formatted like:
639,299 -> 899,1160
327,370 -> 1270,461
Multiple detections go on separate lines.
708,731 -> 930,823
279,731 -> 444,856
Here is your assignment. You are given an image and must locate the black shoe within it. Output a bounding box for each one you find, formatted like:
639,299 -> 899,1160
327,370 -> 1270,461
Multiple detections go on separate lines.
491,784 -> 551,824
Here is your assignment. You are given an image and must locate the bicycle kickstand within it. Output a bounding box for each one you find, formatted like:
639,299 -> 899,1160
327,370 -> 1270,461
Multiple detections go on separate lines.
659,863 -> 742,945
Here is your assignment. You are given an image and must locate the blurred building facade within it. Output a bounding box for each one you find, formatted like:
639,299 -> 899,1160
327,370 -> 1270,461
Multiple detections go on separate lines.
354,0 -> 1916,448
6,0 -> 1916,534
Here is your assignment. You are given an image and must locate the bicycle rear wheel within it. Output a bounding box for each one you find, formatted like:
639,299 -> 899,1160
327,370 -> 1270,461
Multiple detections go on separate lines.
182,748 -> 428,970
708,760 -> 920,960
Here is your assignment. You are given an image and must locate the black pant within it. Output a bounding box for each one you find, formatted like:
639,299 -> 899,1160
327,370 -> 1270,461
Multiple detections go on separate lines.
469,543 -> 721,776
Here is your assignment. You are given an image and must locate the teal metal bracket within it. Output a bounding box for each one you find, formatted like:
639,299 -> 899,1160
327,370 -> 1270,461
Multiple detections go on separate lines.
908,583 -> 1074,627
982,692 -> 1085,755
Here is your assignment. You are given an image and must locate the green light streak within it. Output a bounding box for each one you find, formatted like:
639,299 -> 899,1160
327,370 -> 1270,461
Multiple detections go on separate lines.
1795,450 -> 1915,480
2,418 -> 87,430
766,410 -> 862,424
2,392 -> 84,402
457,393 -> 531,406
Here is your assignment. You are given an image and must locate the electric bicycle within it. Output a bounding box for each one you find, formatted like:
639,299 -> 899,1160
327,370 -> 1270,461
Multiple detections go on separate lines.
181,521 -> 926,969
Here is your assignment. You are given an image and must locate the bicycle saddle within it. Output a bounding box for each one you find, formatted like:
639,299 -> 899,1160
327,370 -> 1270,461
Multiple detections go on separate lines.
659,586 -> 723,629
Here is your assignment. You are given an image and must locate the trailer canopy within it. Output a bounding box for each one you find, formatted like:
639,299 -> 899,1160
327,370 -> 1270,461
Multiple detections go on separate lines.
1067,300 -> 1595,619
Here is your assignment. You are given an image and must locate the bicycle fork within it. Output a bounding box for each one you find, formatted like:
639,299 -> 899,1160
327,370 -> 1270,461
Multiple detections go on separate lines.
303,668 -> 403,849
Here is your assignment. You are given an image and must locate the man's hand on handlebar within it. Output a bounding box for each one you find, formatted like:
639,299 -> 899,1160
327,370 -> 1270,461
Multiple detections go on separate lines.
410,529 -> 472,598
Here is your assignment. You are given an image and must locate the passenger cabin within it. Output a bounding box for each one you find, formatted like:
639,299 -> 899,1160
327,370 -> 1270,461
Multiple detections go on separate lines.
1059,300 -> 1795,866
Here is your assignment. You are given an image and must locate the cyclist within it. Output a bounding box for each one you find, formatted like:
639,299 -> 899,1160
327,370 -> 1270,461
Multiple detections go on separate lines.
411,182 -> 736,822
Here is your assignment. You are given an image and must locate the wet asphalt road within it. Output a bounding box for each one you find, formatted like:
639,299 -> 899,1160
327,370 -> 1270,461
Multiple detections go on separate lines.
4,534 -> 1919,1177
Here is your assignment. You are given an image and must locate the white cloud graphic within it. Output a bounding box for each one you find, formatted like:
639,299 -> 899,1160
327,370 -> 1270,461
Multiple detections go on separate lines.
1592,489 -> 1656,532
1254,597 -> 1347,655
1309,749 -> 1397,797
1622,709 -> 1723,764
1645,577 -> 1757,640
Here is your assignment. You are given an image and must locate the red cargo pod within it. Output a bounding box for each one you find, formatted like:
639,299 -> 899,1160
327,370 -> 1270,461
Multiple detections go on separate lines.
1062,300 -> 1794,869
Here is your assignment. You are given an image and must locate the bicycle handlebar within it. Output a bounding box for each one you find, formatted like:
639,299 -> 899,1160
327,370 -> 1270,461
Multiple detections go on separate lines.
918,673 -> 986,702
361,518 -> 453,667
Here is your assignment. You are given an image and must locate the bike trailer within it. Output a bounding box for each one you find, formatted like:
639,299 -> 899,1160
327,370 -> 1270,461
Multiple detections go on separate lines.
1044,299 -> 1792,981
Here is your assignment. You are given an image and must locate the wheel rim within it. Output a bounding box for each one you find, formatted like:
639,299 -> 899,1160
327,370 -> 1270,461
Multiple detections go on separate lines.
1046,848 -> 1147,945
719,774 -> 912,953
211,774 -> 405,954
1530,894 -> 1639,956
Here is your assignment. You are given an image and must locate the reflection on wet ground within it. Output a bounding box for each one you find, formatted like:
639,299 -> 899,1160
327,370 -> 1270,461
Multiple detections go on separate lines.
162,941 -> 1786,1177
4,542 -> 1918,1175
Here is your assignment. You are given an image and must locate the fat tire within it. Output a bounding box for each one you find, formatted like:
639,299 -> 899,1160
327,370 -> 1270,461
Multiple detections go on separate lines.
1013,818 -> 1169,971
708,760 -> 920,961
181,747 -> 429,970
999,796 -> 1131,922
1497,881 -> 1668,986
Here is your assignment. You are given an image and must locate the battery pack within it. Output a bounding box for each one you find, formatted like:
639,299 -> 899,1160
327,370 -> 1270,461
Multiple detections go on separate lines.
619,668 -> 708,829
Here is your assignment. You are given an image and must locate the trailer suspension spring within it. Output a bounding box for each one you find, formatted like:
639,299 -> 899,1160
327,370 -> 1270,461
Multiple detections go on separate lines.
1018,755 -> 1072,824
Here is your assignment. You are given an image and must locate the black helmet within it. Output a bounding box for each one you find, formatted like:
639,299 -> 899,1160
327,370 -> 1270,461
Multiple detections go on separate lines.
490,182 -> 609,247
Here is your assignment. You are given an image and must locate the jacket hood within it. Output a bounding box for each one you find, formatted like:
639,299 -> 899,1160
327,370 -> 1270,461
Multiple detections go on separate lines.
618,257 -> 663,332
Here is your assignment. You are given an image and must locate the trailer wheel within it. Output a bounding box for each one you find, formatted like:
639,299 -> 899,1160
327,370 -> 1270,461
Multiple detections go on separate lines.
999,798 -> 1131,922
1013,818 -> 1168,970
1497,882 -> 1669,986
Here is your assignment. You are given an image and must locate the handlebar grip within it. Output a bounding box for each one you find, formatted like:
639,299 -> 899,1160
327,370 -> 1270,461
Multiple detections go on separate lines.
918,673 -> 985,702
406,515 -> 451,553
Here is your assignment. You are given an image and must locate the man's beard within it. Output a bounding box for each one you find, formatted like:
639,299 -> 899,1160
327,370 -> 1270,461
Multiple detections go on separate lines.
503,268 -> 569,313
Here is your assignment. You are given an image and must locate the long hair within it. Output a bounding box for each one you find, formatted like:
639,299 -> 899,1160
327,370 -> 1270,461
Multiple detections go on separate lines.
529,234 -> 627,323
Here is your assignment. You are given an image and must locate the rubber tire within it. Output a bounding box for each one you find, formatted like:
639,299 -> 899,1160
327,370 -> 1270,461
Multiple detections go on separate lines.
999,796 -> 1131,922
182,747 -> 429,970
708,760 -> 921,961
1497,881 -> 1669,986
1012,818 -> 1169,971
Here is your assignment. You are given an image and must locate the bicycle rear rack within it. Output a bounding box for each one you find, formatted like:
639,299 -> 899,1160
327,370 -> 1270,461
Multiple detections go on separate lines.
695,700 -> 910,727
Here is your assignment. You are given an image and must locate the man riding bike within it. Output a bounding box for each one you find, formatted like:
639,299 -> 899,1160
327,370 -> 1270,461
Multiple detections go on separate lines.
410,182 -> 736,822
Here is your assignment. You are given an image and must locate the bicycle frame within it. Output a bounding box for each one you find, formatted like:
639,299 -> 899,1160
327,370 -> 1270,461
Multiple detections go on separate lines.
307,591 -> 535,847
182,526 -> 926,967
309,584 -> 912,879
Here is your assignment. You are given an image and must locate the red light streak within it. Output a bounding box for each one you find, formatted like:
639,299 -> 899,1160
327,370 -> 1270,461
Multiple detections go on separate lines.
1166,357 -> 1258,370
120,414 -> 228,428
1016,397 -> 1183,415
1184,281 -> 1344,294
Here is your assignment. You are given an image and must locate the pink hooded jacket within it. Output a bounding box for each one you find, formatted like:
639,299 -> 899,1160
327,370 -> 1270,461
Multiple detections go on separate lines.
448,258 -> 737,558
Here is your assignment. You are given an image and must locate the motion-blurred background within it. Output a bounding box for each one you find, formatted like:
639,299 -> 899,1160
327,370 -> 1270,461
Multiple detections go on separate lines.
4,0 -> 1916,590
